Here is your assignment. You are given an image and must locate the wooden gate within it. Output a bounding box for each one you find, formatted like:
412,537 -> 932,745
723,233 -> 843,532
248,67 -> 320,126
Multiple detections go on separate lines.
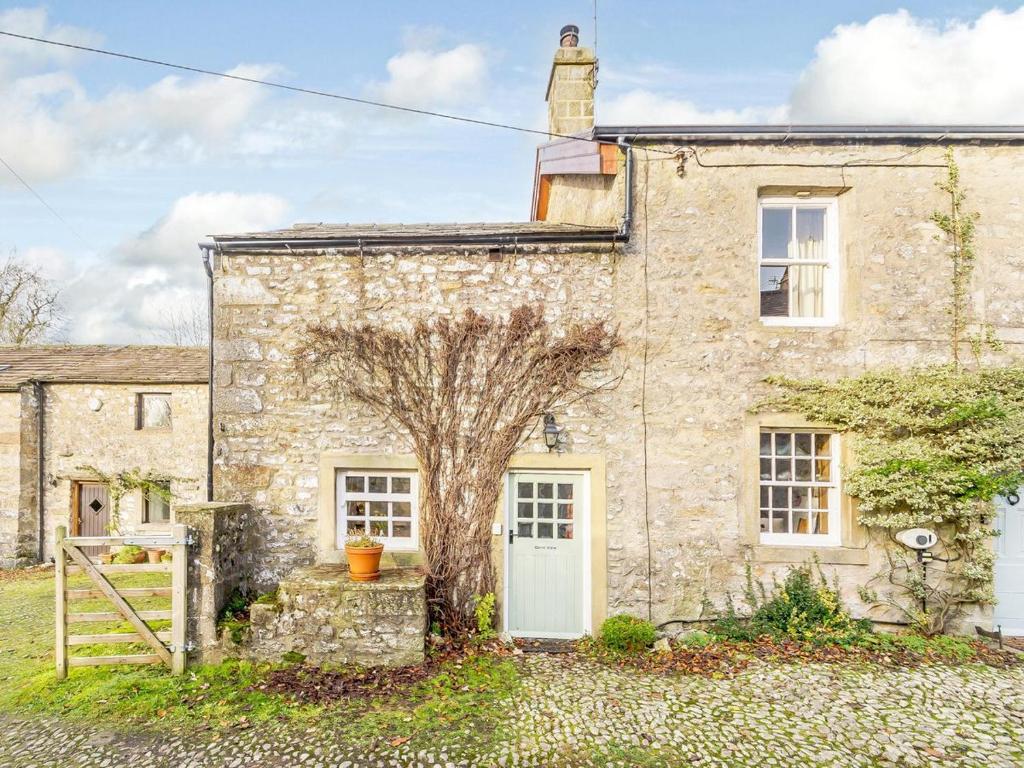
54,524 -> 189,679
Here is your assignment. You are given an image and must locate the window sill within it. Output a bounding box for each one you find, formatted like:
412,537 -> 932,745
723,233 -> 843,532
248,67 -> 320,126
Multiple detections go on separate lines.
759,318 -> 839,329
752,544 -> 869,566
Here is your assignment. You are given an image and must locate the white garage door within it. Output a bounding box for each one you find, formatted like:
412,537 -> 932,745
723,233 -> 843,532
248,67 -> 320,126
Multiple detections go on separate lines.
995,491 -> 1024,636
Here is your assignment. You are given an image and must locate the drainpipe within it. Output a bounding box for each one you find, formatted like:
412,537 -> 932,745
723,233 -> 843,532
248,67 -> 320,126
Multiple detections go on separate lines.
617,137 -> 634,239
33,380 -> 45,562
200,245 -> 215,502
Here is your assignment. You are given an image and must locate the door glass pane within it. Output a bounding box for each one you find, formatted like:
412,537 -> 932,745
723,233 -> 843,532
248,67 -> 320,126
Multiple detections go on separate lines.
368,476 -> 388,493
557,503 -> 573,520
557,524 -> 573,539
537,483 -> 554,499
537,503 -> 553,519
537,523 -> 554,539
391,476 -> 411,494
345,475 -> 364,493
518,522 -> 533,538
557,483 -> 573,500
517,502 -> 533,518
760,266 -> 789,317
517,482 -> 533,499
762,207 -> 792,259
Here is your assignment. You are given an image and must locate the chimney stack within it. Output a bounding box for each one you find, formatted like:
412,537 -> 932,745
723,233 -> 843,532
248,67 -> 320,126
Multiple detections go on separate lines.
546,23 -> 596,138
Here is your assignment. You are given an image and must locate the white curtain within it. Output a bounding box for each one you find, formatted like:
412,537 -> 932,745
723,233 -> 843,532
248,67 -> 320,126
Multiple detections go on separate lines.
789,235 -> 824,317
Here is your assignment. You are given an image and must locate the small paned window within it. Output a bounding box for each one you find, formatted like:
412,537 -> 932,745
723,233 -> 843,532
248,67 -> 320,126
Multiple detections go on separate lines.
759,429 -> 840,545
137,393 -> 171,430
337,470 -> 418,549
143,482 -> 171,524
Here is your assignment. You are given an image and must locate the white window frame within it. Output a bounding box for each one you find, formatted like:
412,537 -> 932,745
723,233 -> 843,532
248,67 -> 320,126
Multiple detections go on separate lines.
759,429 -> 841,547
758,196 -> 840,327
335,469 -> 419,551
142,482 -> 172,525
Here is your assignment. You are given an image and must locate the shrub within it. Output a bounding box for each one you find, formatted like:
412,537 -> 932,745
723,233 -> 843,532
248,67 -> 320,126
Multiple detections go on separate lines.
711,564 -> 871,645
472,593 -> 497,641
600,614 -> 656,652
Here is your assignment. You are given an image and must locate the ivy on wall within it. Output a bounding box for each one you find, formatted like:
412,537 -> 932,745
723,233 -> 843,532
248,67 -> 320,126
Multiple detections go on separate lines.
77,465 -> 183,532
759,150 -> 1021,634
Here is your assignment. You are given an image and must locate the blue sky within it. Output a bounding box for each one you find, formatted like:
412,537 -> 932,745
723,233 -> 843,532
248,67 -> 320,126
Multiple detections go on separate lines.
1,2 -> 1023,342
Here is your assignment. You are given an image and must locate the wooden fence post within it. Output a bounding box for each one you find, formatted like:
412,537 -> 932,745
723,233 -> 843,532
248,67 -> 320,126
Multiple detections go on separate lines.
170,523 -> 187,674
55,525 -> 68,681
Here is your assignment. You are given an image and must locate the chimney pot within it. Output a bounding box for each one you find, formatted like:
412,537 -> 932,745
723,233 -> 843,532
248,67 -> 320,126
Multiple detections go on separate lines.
559,24 -> 579,48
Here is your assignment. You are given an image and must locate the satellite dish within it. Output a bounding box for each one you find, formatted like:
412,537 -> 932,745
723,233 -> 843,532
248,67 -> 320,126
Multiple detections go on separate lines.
895,528 -> 938,551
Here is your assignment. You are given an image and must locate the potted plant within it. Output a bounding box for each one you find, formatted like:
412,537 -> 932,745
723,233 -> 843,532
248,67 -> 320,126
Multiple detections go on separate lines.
99,552 -> 114,564
112,544 -> 146,565
345,535 -> 384,582
145,548 -> 166,564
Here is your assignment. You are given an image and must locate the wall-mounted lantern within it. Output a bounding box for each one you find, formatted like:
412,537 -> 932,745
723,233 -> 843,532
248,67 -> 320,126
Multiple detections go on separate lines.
544,417 -> 569,454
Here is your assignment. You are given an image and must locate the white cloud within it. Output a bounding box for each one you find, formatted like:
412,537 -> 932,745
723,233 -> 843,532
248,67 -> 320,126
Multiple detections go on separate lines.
59,192 -> 290,343
790,8 -> 1024,123
601,7 -> 1024,125
599,89 -> 786,125
374,43 -> 489,109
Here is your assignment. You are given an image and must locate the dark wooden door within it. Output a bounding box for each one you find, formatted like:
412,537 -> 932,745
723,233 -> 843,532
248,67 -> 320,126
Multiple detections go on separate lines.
76,482 -> 110,556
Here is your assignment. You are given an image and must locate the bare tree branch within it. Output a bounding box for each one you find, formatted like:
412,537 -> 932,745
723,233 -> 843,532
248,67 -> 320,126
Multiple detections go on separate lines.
0,255 -> 61,345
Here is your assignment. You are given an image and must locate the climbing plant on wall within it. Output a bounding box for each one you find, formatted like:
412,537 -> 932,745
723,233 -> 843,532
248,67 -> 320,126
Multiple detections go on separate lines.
760,150 -> 1021,634
77,465 -> 181,533
296,305 -> 620,636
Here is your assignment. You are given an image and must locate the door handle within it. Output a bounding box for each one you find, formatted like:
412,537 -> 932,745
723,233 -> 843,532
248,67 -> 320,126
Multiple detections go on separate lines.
508,528 -> 514,545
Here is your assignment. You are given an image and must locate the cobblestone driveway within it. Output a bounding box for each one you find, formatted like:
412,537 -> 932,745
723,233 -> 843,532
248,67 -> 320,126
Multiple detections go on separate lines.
3,654 -> 1023,767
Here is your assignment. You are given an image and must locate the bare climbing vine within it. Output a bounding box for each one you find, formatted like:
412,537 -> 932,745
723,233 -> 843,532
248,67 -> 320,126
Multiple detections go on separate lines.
295,305 -> 620,636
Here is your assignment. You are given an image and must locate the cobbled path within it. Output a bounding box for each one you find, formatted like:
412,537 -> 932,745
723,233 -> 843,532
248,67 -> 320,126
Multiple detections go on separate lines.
3,654 -> 1024,767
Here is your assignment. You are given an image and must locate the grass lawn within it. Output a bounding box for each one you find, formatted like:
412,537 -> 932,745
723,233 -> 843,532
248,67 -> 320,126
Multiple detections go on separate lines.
0,567 -> 518,753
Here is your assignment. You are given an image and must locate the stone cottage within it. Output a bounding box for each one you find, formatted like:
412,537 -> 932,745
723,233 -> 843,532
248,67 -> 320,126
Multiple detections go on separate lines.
205,28 -> 1024,638
0,345 -> 209,566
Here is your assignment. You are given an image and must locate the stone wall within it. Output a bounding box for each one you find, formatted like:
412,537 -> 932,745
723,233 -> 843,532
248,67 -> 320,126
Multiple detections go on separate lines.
40,382 -> 207,560
213,139 -> 1024,630
0,390 -> 24,567
177,501 -> 255,662
245,566 -> 427,668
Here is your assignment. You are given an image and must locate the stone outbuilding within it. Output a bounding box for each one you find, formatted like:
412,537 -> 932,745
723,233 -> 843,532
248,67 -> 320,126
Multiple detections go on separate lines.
0,345 -> 209,566
203,28 -> 1024,640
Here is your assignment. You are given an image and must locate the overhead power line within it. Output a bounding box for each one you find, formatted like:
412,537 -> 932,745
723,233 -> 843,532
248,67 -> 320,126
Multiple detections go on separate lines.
0,29 -> 653,152
0,151 -> 84,243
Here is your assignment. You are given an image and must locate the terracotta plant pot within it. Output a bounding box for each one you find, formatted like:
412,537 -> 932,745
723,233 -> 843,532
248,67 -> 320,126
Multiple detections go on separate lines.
127,550 -> 147,564
146,548 -> 165,564
345,543 -> 384,582
99,553 -> 114,564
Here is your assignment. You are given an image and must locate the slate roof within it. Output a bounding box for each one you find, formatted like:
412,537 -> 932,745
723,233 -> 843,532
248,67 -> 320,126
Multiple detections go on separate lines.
210,221 -> 622,249
0,345 -> 208,389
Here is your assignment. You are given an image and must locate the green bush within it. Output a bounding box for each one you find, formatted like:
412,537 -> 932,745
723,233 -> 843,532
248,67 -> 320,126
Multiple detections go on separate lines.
600,614 -> 656,652
711,565 -> 871,644
472,593 -> 497,641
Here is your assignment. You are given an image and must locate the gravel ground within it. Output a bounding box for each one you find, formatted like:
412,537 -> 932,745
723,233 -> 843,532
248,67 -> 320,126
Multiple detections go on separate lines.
3,653 -> 1023,768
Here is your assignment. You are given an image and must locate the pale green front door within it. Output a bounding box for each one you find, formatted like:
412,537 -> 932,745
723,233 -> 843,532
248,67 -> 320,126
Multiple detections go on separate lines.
507,472 -> 585,638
